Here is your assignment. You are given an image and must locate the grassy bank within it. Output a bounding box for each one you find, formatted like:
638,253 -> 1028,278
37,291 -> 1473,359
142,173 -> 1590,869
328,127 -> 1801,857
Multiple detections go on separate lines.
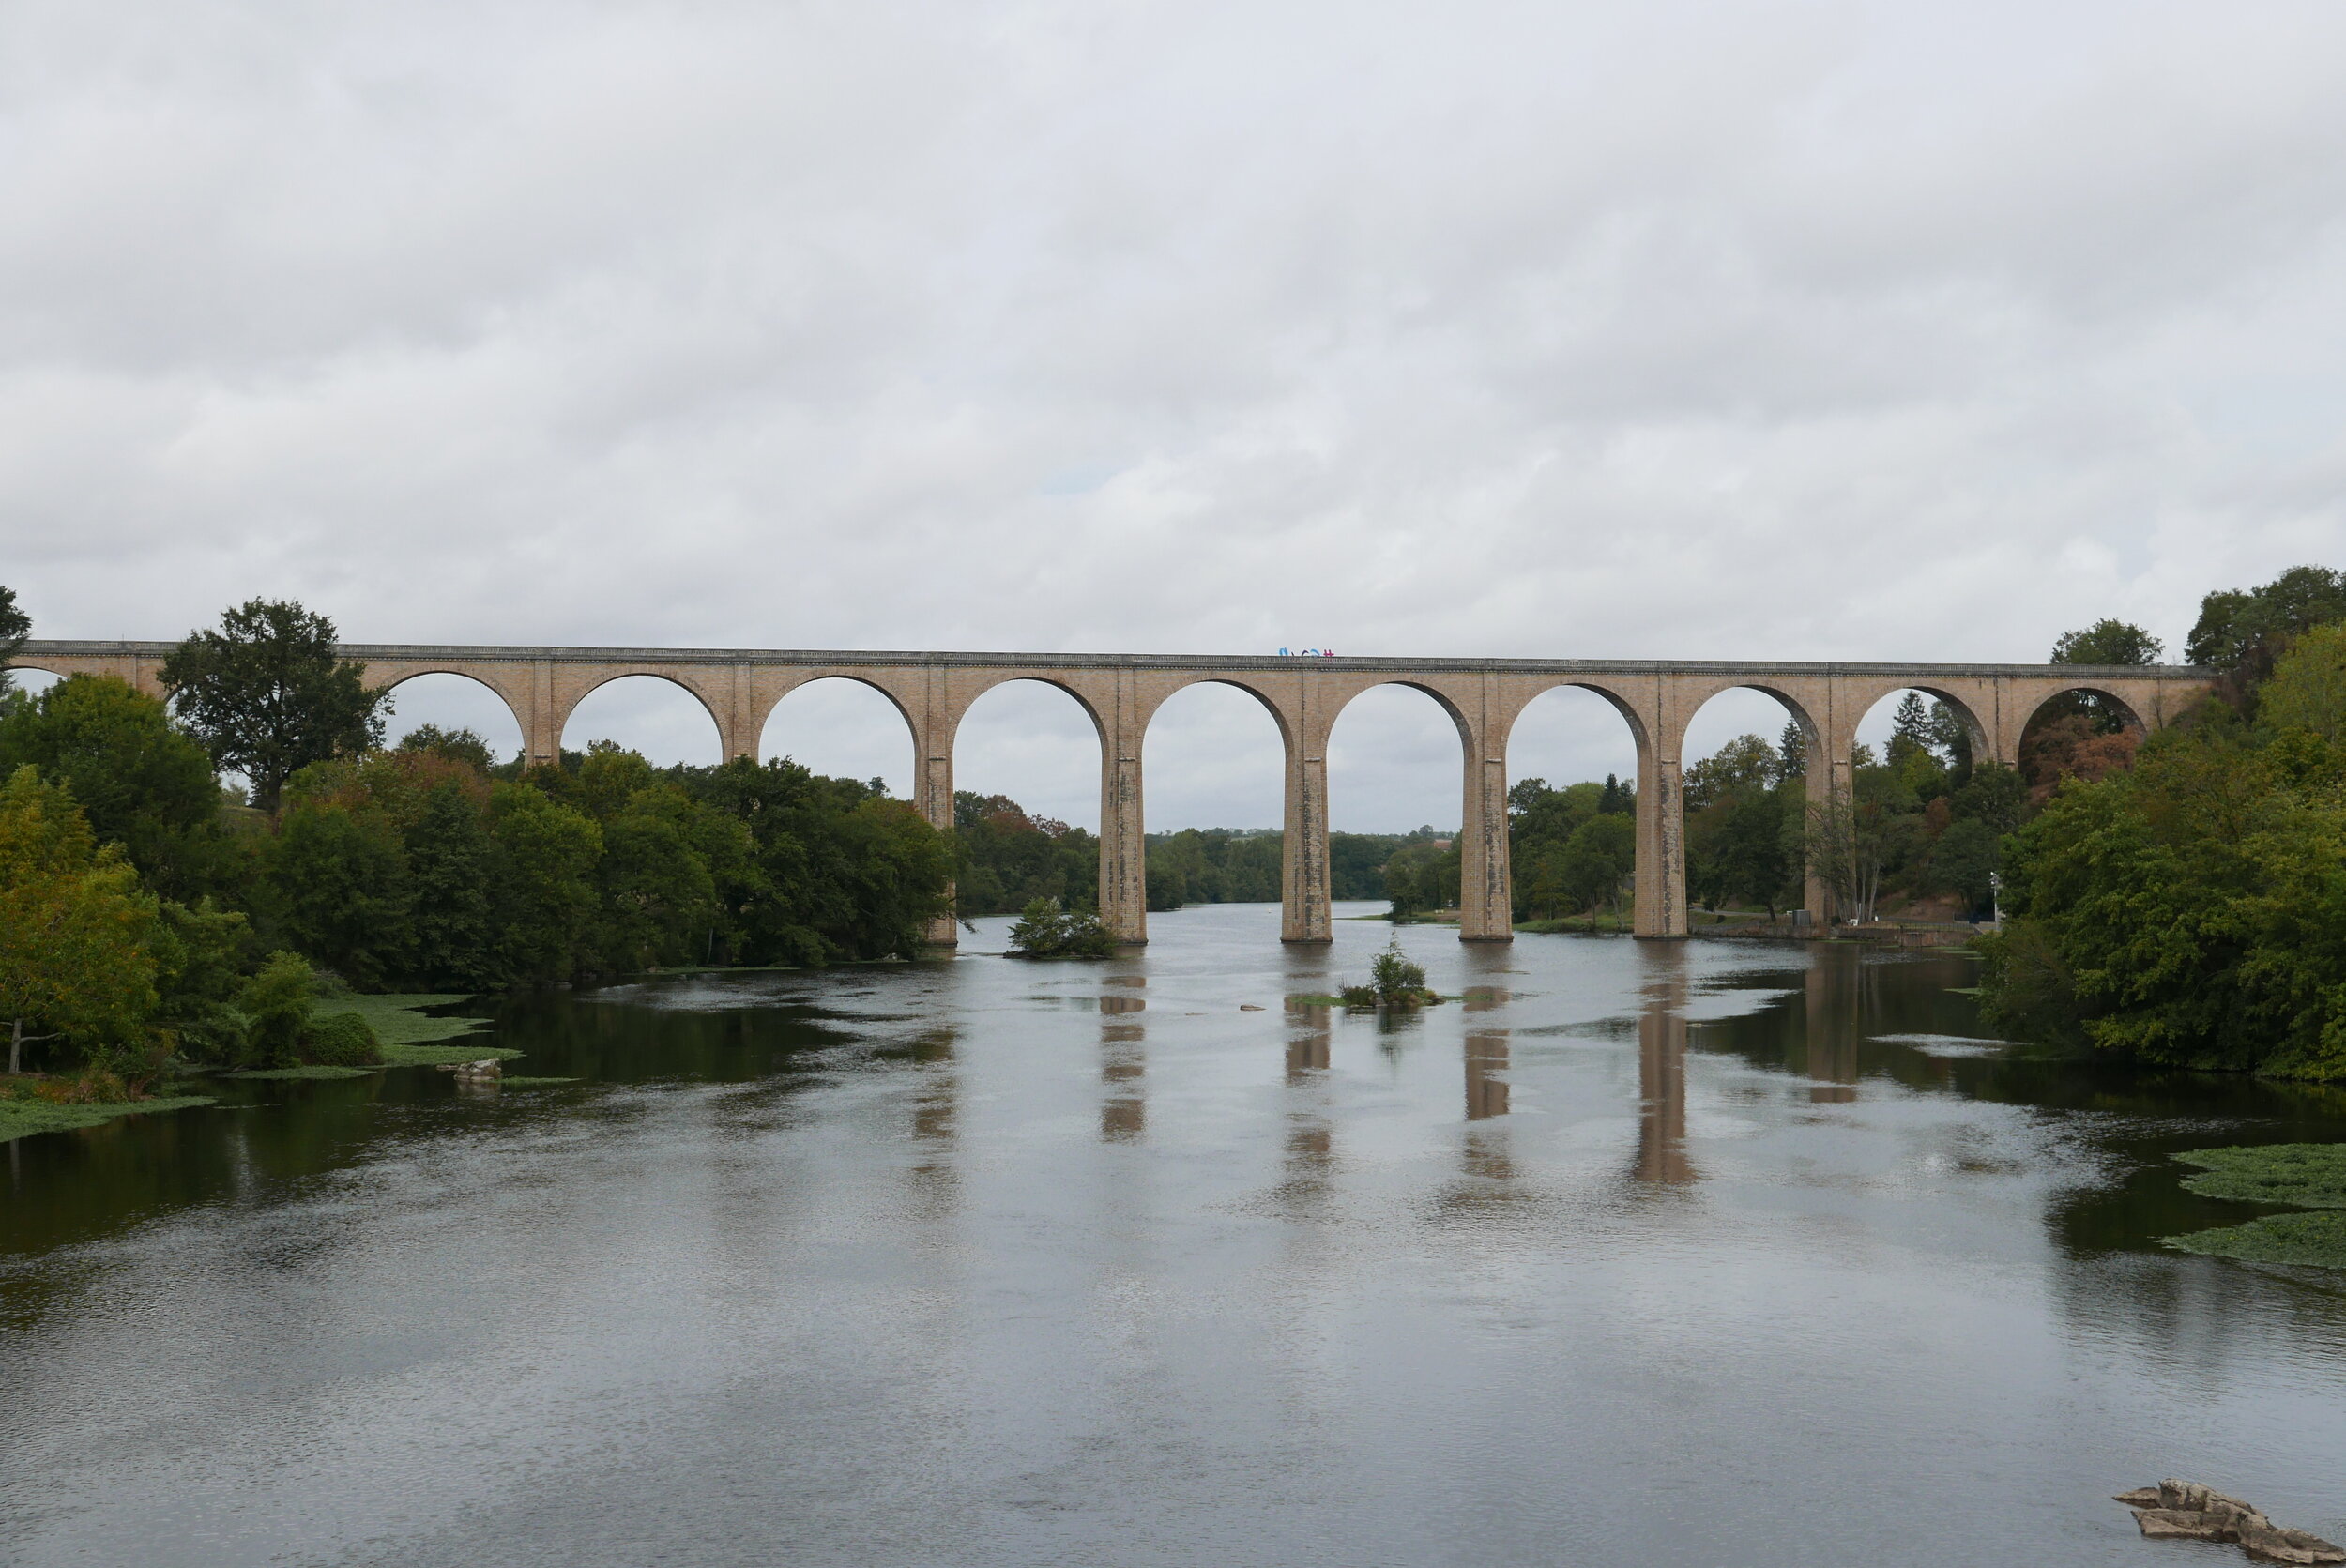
7,996 -> 511,1141
0,1094 -> 218,1144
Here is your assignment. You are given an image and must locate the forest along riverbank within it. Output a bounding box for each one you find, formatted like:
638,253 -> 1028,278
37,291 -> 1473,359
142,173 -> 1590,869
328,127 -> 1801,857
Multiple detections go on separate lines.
0,992 -> 510,1143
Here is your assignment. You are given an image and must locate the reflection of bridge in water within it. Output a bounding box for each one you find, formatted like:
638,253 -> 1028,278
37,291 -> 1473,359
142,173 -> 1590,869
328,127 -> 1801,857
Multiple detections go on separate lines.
20,641 -> 2209,945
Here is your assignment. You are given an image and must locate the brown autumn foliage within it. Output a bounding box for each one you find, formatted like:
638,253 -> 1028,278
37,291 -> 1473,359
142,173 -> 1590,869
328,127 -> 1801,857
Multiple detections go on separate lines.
2019,714 -> 2141,804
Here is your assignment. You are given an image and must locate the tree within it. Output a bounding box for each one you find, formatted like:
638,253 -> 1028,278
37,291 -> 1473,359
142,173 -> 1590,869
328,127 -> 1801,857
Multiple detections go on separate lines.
160,600 -> 387,812
397,724 -> 497,773
2187,566 -> 2346,677
1926,700 -> 1973,776
0,768 -> 160,1073
1775,724 -> 1805,783
2257,623 -> 2346,741
405,782 -> 499,988
266,802 -> 414,988
1888,693 -> 1933,761
488,783 -> 602,981
0,585 -> 28,699
2047,618 -> 2163,736
0,676 -> 219,882
1007,896 -> 1116,958
2051,618 -> 2165,667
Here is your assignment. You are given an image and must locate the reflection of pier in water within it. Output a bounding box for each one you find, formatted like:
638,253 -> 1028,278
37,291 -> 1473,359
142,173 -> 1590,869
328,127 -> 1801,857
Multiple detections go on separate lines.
1279,1001 -> 1334,1206
1803,958 -> 1864,1103
908,1026 -> 960,1218
1100,976 -> 1146,1142
1636,951 -> 1695,1186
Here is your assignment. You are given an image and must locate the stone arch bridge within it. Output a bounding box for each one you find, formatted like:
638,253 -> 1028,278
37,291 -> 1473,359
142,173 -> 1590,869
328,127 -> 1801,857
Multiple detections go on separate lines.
18,641 -> 2210,946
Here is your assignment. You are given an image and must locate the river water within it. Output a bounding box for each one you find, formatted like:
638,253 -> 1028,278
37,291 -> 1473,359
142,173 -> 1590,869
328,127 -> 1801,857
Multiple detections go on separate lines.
6,903 -> 2346,1567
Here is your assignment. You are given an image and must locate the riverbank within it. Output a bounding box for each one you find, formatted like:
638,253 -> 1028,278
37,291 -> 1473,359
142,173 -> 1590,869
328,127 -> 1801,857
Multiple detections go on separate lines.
0,994 -> 505,1142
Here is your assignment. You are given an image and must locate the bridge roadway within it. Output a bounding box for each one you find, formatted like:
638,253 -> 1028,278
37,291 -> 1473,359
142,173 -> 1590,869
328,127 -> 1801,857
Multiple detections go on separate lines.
17,641 -> 2213,945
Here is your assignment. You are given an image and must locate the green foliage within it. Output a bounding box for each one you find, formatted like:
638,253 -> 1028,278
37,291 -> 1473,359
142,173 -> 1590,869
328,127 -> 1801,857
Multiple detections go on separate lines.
2161,1210 -> 2346,1270
1985,716 -> 2346,1078
2159,1137 -> 2346,1269
2187,564 -> 2346,677
2256,623 -> 2346,741
2051,618 -> 2165,667
236,951 -> 316,1069
396,724 -> 498,772
0,584 -> 28,693
0,768 -> 161,1073
952,791 -> 1099,915
488,782 -> 603,981
267,800 -> 415,987
160,599 -> 388,811
151,898 -> 254,1063
1339,936 -> 1439,1009
405,782 -> 498,987
299,1010 -> 383,1067
1509,778 -> 1635,921
1146,828 -> 1282,909
1383,835 -> 1461,919
0,676 -> 221,890
0,1093 -> 215,1145
2173,1144 -> 2346,1208
1006,896 -> 1117,958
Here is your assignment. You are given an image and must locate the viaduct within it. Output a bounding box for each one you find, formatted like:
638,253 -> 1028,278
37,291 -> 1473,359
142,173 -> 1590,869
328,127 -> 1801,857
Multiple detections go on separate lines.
16,641 -> 2212,947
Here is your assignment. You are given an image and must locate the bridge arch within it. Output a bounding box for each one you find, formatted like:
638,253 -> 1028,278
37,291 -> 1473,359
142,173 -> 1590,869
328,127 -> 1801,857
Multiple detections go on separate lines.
375,669 -> 527,764
558,671 -> 727,767
756,675 -> 919,792
951,676 -> 1107,830
1136,682 -> 1290,917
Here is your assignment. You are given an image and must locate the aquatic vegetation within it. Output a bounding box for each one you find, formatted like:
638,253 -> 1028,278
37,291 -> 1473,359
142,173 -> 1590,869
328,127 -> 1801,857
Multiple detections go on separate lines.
0,1093 -> 214,1143
2162,1210 -> 2346,1271
2174,1143 -> 2346,1208
2162,1141 -> 2346,1269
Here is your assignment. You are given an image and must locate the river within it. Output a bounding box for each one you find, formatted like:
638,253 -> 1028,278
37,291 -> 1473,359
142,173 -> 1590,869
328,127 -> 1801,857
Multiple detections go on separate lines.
5,903 -> 2344,1566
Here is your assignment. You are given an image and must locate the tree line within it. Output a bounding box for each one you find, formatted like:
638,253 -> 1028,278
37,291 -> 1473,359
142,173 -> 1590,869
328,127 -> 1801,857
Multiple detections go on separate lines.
0,592 -> 952,1086
952,789 -> 1427,915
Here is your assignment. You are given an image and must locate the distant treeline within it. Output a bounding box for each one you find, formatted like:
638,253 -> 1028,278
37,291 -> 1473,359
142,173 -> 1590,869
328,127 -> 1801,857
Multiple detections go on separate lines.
951,790 -> 1435,915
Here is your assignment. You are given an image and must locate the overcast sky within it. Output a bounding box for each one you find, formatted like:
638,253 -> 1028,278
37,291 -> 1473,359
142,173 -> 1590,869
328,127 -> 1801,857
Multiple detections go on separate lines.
8,0 -> 2345,829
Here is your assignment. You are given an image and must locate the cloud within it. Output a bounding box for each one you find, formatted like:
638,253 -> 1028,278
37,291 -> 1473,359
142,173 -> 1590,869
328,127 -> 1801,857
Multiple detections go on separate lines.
6,0 -> 2346,823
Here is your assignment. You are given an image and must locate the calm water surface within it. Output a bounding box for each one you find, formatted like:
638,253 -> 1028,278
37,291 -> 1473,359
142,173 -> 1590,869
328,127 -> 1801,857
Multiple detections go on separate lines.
7,904 -> 2346,1567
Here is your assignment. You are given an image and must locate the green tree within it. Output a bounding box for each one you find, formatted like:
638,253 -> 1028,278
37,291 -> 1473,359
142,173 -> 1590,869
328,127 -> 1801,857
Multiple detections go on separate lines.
0,585 -> 28,701
1888,693 -> 1933,761
236,951 -> 316,1069
0,768 -> 160,1073
2051,618 -> 2166,667
2187,565 -> 2346,677
488,783 -> 602,981
266,802 -> 415,988
396,724 -> 498,773
160,600 -> 388,811
2257,623 -> 2346,741
0,675 -> 219,884
150,899 -> 254,1064
1007,896 -> 1116,958
405,782 -> 499,988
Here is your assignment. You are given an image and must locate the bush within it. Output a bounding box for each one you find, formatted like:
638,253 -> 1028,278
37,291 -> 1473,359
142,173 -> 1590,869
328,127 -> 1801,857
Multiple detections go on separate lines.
299,1011 -> 382,1067
1007,897 -> 1118,958
1343,936 -> 1440,1010
236,951 -> 316,1068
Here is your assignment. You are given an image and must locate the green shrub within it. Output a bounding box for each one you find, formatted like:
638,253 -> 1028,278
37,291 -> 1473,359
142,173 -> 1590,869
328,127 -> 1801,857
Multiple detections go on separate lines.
1006,897 -> 1117,959
236,951 -> 316,1068
299,1011 -> 382,1067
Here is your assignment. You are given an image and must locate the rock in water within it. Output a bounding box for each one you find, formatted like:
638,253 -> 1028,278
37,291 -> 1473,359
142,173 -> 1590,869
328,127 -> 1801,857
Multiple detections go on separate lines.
2115,1481 -> 2344,1564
